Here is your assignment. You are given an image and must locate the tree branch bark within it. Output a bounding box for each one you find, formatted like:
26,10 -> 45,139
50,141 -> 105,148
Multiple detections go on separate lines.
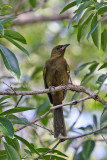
0,83 -> 107,106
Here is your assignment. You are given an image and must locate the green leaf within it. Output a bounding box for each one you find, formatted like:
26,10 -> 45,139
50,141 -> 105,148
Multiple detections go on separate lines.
14,135 -> 42,157
0,24 -> 4,35
36,148 -> 68,157
98,62 -> 107,70
77,0 -> 82,6
9,115 -> 29,125
74,61 -> 95,75
93,114 -> 97,129
0,17 -> 16,25
3,142 -> 21,160
82,140 -> 95,158
64,140 -> 73,151
101,29 -> 107,52
43,155 -> 67,160
100,106 -> 107,125
98,6 -> 107,15
81,62 -> 99,82
4,36 -> 29,56
0,107 -> 35,116
0,117 -> 14,137
96,74 -> 107,84
78,7 -> 95,26
0,45 -> 21,79
24,149 -> 32,156
74,151 -> 85,160
91,13 -> 101,49
29,0 -> 37,8
31,66 -> 43,79
0,96 -> 10,104
77,12 -> 95,42
5,136 -> 20,155
4,30 -> 27,44
60,1 -> 76,14
0,150 -> 7,160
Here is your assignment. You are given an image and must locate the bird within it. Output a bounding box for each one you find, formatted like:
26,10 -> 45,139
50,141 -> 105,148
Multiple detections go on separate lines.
43,44 -> 71,138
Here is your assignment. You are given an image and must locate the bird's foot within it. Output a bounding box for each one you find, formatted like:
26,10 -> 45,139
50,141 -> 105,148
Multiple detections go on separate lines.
49,86 -> 55,94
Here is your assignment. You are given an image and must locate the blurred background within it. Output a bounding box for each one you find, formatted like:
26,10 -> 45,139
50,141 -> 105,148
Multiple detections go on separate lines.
0,0 -> 107,159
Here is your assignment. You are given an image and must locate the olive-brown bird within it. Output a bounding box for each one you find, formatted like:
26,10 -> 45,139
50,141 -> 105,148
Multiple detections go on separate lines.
43,44 -> 70,138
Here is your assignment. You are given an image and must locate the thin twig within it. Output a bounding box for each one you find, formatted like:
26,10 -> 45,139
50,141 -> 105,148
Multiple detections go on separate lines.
34,140 -> 61,160
60,125 -> 107,141
14,95 -> 23,108
34,123 -> 53,135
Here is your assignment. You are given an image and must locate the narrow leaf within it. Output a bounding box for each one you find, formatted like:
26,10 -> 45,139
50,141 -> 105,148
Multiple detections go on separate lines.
4,30 -> 27,44
0,107 -> 35,116
93,114 -> 97,129
0,44 -> 21,79
91,13 -> 101,49
3,142 -> 21,160
101,29 -> 107,52
4,36 -> 29,56
77,12 -> 95,42
0,17 -> 16,25
74,61 -> 95,75
100,106 -> 107,125
0,24 -> 4,35
0,117 -> 14,137
5,136 -> 20,155
14,135 -> 42,157
98,62 -> 107,70
60,1 -> 76,14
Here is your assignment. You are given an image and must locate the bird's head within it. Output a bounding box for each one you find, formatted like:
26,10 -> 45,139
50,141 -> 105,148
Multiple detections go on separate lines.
51,44 -> 70,58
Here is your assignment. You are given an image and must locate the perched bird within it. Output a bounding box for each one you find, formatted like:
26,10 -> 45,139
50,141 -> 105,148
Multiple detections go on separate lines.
43,44 -> 70,138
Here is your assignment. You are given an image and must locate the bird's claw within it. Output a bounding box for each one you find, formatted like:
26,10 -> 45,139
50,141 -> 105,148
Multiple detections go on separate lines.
49,86 -> 55,93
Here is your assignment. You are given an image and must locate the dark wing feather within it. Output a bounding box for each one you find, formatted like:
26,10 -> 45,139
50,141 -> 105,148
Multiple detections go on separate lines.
43,65 -> 53,104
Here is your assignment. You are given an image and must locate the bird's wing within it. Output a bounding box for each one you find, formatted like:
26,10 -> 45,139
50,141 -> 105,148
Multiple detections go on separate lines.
43,65 -> 53,104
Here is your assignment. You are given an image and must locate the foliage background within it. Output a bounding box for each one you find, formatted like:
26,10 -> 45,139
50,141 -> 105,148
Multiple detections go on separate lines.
0,0 -> 107,160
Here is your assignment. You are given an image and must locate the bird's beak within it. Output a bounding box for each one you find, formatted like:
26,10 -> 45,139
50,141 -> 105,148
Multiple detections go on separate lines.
60,44 -> 70,50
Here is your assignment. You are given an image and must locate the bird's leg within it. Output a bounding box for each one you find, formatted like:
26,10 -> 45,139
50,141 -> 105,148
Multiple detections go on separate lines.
67,71 -> 72,84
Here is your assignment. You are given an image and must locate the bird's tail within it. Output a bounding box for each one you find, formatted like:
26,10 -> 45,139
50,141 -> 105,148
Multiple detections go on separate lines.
53,107 -> 67,138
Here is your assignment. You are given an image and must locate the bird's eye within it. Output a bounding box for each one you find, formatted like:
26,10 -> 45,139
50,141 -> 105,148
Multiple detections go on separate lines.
56,47 -> 60,50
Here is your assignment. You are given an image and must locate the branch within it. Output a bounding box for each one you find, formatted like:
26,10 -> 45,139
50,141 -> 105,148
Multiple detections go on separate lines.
0,84 -> 107,106
0,96 -> 91,139
60,125 -> 107,141
34,140 -> 61,160
0,0 -> 47,20
13,11 -> 72,25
